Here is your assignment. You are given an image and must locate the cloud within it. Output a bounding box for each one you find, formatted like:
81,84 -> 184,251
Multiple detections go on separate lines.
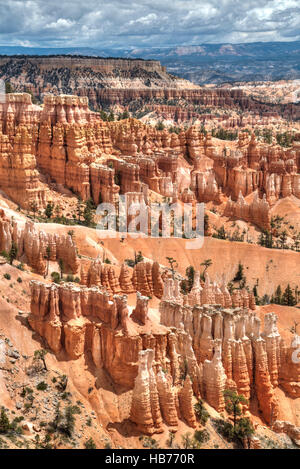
0,0 -> 299,48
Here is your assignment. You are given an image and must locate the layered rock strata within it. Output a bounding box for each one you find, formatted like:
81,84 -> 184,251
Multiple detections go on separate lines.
0,213 -> 79,275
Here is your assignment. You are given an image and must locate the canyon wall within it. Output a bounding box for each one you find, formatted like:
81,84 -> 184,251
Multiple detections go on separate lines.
28,275 -> 300,433
0,93 -> 299,231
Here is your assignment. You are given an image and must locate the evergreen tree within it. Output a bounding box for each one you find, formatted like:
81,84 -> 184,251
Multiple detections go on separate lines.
8,241 -> 17,265
233,263 -> 244,282
166,256 -> 178,279
204,214 -> 209,235
108,111 -> 115,122
58,259 -> 64,279
281,284 -> 297,306
30,201 -> 38,220
156,121 -> 165,131
76,198 -> 83,222
279,230 -> 288,249
45,245 -> 51,277
83,199 -> 95,227
274,285 -> 282,305
0,407 -> 10,433
216,225 -> 226,240
5,81 -> 14,93
44,202 -> 54,219
223,390 -> 248,428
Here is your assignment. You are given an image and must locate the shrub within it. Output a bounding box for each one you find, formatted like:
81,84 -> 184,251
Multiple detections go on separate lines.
0,250 -> 8,259
194,429 -> 210,446
0,408 -> 10,434
66,274 -> 75,283
51,271 -> 61,284
125,258 -> 135,267
85,437 -> 97,449
36,381 -> 48,391
3,273 -> 11,280
17,277 -> 22,283
194,399 -> 210,426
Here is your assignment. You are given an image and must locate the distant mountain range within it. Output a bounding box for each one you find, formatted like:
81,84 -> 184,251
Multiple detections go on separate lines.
0,41 -> 299,84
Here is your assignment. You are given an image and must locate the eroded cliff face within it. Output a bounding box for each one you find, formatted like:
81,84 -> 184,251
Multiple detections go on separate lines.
0,93 -> 298,243
0,93 -> 299,235
0,212 -> 79,275
1,56 -> 299,123
27,273 -> 300,434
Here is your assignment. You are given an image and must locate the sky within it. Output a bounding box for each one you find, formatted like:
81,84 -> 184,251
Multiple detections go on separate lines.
0,0 -> 299,49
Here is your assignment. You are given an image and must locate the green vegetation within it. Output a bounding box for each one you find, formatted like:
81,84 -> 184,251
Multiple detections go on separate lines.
140,435 -> 158,448
0,407 -> 23,436
166,256 -> 178,279
8,242 -> 18,265
84,437 -> 97,449
51,271 -> 61,284
271,284 -> 297,306
5,81 -> 14,94
36,381 -> 48,391
194,399 -> 210,426
33,349 -> 48,371
44,202 -> 54,219
156,121 -> 165,131
213,390 -> 254,446
212,127 -> 238,141
200,258 -> 212,281
125,251 -> 144,267
213,225 -> 227,240
180,265 -> 195,295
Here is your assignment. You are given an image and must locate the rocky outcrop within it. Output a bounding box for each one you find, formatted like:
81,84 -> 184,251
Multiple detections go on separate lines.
273,420 -> 300,446
203,341 -> 227,411
131,292 -> 149,325
28,275 -> 300,432
159,277 -> 298,423
0,122 -> 48,209
224,191 -> 271,230
119,262 -> 135,293
178,376 -> 197,428
279,334 -> 300,397
130,348 -> 195,434
130,350 -> 163,435
132,261 -> 164,298
0,213 -> 79,275
0,92 -> 298,216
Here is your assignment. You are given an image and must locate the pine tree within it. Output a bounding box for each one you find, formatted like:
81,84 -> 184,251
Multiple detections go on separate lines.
274,285 -> 282,305
282,284 -> 297,306
0,407 -> 10,433
233,262 -> 245,282
83,199 -> 95,227
44,202 -> 54,219
204,214 -> 209,235
8,241 -> 17,265
224,389 -> 248,428
5,81 -> 14,93
216,225 -> 226,239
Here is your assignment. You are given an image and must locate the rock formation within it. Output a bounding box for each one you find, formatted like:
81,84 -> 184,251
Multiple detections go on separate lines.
0,93 -> 298,219
0,212 -> 79,275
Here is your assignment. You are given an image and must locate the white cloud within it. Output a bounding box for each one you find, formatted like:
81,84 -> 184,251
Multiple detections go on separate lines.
0,0 -> 299,47
45,18 -> 75,30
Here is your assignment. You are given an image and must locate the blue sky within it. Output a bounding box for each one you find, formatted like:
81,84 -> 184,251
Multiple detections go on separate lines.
0,0 -> 299,48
